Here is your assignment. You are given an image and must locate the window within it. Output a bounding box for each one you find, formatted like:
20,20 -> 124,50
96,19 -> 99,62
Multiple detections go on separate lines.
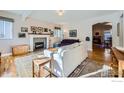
0,16 -> 14,39
54,27 -> 63,40
54,29 -> 64,40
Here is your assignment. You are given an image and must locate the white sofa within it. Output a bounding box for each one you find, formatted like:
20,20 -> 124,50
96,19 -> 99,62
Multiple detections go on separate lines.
52,41 -> 88,77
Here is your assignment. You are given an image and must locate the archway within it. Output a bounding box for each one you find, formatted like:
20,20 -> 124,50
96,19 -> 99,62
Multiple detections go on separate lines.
92,22 -> 112,51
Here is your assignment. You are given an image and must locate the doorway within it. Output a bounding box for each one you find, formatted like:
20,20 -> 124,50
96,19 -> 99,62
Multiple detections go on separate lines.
92,22 -> 112,51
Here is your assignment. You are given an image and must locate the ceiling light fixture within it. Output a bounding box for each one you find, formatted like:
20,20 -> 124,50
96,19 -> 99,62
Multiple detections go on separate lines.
56,10 -> 64,16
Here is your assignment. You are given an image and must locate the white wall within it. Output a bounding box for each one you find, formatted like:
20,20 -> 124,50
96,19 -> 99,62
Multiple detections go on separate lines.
0,11 -> 61,55
63,11 -> 123,51
123,11 -> 124,47
62,23 -> 83,41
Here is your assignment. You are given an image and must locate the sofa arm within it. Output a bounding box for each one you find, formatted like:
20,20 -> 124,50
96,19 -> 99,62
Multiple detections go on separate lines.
53,53 -> 61,60
53,53 -> 63,66
53,53 -> 64,76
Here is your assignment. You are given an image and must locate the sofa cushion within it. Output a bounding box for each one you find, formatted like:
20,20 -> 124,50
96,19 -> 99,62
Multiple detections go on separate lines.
60,39 -> 80,46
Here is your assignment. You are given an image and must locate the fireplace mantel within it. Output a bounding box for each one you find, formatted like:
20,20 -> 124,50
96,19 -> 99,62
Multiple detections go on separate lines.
29,34 -> 50,51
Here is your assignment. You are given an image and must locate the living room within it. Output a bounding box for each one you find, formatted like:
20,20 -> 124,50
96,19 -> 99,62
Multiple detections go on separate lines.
1,0 -> 124,92
0,10 -> 124,77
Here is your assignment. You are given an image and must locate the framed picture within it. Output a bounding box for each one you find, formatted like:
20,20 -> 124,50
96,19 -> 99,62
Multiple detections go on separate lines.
54,27 -> 61,30
69,29 -> 77,37
21,27 -> 28,32
18,33 -> 26,38
44,28 -> 48,32
31,26 -> 37,34
38,27 -> 43,32
31,26 -> 37,31
117,22 -> 120,36
49,30 -> 54,36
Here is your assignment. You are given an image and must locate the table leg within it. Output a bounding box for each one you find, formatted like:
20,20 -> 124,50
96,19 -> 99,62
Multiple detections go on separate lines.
32,61 -> 34,77
49,60 -> 52,77
119,62 -> 122,77
38,65 -> 40,77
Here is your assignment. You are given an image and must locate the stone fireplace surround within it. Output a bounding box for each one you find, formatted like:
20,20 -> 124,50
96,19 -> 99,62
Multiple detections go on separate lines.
29,35 -> 50,51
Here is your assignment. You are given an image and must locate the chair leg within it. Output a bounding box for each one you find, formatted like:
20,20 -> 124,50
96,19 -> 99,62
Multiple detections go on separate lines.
119,62 -> 123,77
49,60 -> 52,77
32,61 -> 34,77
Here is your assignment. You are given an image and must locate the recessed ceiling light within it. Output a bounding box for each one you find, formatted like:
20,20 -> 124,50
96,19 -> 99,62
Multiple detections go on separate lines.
56,10 -> 64,16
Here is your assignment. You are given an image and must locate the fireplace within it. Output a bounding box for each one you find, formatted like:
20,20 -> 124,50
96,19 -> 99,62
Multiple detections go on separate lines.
35,42 -> 44,50
33,38 -> 47,51
29,35 -> 50,51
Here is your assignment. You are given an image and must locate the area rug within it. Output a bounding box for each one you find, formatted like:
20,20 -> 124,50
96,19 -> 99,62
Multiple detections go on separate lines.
14,51 -> 44,77
69,59 -> 114,77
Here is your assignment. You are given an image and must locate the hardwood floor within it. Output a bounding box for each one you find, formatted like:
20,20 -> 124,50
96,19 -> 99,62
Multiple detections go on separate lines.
0,47 -> 118,77
88,46 -> 118,76
88,47 -> 112,66
0,56 -> 16,77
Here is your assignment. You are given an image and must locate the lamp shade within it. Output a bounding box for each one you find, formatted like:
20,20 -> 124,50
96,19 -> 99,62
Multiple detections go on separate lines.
85,36 -> 90,41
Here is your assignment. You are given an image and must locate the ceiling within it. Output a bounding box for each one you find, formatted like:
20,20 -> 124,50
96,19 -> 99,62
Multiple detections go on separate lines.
6,10 -> 119,24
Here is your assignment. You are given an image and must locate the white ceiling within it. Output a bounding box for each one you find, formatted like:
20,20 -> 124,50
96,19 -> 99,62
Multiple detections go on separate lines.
6,10 -> 119,24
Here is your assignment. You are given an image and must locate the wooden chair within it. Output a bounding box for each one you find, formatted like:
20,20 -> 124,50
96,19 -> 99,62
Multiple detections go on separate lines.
32,56 -> 58,78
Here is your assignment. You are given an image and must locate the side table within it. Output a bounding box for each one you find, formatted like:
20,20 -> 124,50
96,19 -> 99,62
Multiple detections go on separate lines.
32,57 -> 52,77
0,52 -> 1,76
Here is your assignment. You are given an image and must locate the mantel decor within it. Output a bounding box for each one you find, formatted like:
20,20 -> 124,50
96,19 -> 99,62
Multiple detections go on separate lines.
21,27 -> 28,32
31,26 -> 50,34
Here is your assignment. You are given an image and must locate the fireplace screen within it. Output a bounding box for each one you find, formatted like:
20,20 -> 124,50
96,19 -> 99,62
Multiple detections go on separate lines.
35,42 -> 44,50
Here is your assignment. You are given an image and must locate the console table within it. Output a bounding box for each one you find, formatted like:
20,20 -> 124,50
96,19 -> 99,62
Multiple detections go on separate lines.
111,47 -> 124,77
0,52 -> 1,76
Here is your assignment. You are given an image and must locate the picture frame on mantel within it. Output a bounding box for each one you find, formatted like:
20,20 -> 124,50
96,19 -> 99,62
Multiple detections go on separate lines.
69,29 -> 77,37
44,28 -> 48,32
21,27 -> 28,32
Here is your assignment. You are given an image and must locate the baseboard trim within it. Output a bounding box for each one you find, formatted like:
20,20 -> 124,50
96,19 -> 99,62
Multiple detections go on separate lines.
1,53 -> 12,57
